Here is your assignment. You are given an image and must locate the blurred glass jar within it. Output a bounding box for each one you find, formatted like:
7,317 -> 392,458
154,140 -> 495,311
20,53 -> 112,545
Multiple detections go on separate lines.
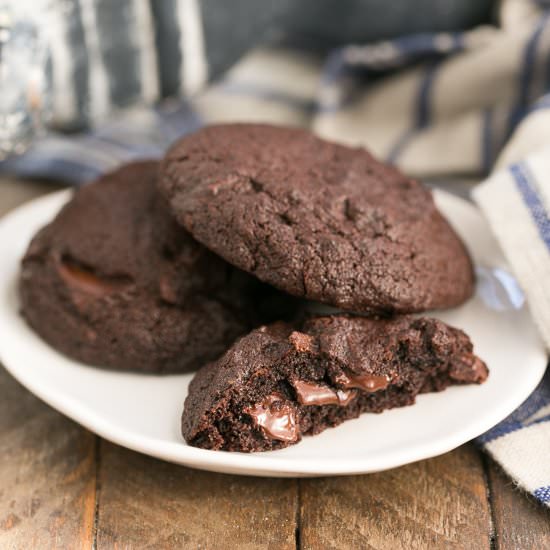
0,1 -> 51,159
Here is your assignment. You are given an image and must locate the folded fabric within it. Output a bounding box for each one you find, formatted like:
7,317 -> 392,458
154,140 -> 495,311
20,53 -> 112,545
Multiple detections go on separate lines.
0,0 -> 282,157
1,0 -> 549,506
0,0 -> 490,158
0,101 -> 201,184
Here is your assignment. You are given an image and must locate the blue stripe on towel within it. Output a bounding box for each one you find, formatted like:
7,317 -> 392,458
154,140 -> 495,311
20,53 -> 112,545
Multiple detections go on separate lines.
508,16 -> 550,134
387,61 -> 440,163
528,92 -> 550,112
534,486 -> 550,503
481,108 -> 493,174
477,369 -> 550,444
392,32 -> 465,58
529,412 -> 550,425
219,81 -> 317,113
416,61 -> 439,128
393,34 -> 436,55
478,415 -> 550,444
386,129 -> 416,165
510,162 -> 550,251
477,420 -> 529,444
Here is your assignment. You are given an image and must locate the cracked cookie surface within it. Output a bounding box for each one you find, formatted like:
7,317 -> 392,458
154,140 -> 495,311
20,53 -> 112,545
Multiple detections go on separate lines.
160,124 -> 475,314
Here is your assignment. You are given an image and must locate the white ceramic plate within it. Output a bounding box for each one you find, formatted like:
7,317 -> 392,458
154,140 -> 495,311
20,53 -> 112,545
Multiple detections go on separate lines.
0,190 -> 546,477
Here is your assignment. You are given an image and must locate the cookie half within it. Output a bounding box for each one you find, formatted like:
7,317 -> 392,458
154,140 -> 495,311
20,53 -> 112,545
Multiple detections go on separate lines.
19,161 -> 276,373
182,315 -> 488,452
160,124 -> 475,315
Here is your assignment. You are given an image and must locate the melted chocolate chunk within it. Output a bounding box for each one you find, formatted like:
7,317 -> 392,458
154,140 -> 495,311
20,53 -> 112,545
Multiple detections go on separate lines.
292,379 -> 356,406
57,259 -> 131,297
335,389 -> 357,406
335,371 -> 390,392
246,394 -> 298,442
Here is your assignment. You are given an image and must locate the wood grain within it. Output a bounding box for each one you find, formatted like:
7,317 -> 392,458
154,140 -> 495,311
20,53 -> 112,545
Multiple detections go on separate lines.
488,460 -> 550,550
95,441 -> 298,549
0,366 -> 96,549
299,444 -> 492,550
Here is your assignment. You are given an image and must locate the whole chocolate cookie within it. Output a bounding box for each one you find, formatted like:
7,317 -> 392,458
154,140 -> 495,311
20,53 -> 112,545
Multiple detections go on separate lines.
182,315 -> 488,452
19,161 -> 276,373
160,124 -> 475,314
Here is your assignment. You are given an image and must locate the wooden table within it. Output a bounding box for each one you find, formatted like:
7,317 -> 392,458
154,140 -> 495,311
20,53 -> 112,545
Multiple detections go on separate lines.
1,177 -> 549,549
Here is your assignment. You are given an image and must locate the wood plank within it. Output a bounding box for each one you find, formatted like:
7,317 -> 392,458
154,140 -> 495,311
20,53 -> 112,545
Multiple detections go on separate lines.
488,460 -> 550,550
95,441 -> 298,549
0,366 -> 96,549
299,445 -> 491,550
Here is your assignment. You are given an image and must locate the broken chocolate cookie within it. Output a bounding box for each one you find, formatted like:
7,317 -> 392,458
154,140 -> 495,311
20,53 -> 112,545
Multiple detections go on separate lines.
182,315 -> 488,452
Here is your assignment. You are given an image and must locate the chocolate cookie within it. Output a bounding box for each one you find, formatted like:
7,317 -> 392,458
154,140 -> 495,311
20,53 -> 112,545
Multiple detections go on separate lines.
20,161 -> 277,373
160,124 -> 475,314
182,315 -> 488,452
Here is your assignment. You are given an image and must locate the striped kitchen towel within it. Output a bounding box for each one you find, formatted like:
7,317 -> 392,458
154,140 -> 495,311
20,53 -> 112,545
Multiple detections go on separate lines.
1,0 -> 550,506
477,368 -> 550,506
